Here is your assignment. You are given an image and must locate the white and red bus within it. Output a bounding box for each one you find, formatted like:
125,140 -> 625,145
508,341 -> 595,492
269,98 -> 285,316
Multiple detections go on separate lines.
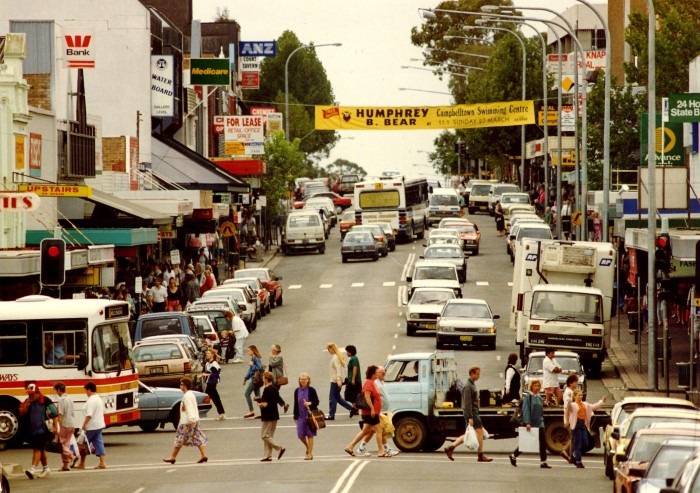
0,295 -> 139,447
354,176 -> 430,242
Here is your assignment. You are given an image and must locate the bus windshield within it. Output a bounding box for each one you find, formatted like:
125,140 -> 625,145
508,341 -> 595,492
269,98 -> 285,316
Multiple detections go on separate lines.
92,321 -> 134,373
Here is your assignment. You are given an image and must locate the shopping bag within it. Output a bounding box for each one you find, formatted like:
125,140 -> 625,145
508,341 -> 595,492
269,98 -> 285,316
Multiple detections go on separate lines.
517,426 -> 539,453
482,427 -> 490,440
465,425 -> 478,450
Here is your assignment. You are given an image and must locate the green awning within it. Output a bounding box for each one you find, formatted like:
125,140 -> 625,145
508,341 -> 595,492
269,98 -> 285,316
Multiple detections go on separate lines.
26,228 -> 157,247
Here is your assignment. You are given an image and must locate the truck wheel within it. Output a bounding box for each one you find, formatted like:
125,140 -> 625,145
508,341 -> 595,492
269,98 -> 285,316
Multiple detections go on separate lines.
422,434 -> 446,452
393,416 -> 427,452
277,294 -> 283,307
436,340 -> 444,349
139,422 -> 159,433
604,449 -> 614,479
544,420 -> 571,454
0,402 -> 21,447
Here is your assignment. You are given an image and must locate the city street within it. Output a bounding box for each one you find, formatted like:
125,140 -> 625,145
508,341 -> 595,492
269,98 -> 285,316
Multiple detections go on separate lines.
3,213 -> 614,492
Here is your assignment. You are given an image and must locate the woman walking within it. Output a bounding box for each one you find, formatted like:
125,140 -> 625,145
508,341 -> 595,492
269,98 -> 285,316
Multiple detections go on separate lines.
509,379 -> 550,469
344,345 -> 361,418
344,365 -> 388,457
268,344 -> 289,413
257,371 -> 286,462
566,389 -> 606,468
165,277 -> 183,312
202,348 -> 225,420
243,345 -> 264,418
495,202 -> 505,237
293,373 -> 320,460
162,377 -> 208,464
326,343 -> 353,420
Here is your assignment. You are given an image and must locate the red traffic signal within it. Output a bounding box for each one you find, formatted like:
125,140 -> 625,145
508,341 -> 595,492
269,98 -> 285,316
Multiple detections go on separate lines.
40,238 -> 66,286
656,235 -> 669,249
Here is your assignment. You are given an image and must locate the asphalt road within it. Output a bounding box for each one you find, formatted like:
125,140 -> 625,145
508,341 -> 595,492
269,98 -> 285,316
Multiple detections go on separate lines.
2,211 -> 616,492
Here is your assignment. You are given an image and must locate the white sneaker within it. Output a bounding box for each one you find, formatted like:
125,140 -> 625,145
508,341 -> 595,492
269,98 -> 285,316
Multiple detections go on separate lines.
356,447 -> 371,457
388,448 -> 400,456
232,358 -> 243,363
39,468 -> 50,478
25,468 -> 37,480
217,414 -> 226,421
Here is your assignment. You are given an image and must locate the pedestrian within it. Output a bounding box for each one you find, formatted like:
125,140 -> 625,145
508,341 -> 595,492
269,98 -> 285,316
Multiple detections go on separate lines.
199,265 -> 216,296
560,374 -> 580,463
20,382 -> 58,479
495,202 -> 505,237
162,377 -> 209,464
149,276 -> 167,312
293,372 -> 320,460
592,211 -> 602,242
268,344 -> 289,413
231,312 -> 249,363
257,371 -> 286,462
444,365 -> 492,462
502,353 -> 521,404
355,366 -> 400,457
542,348 -> 563,406
219,330 -> 231,363
344,365 -> 389,458
166,277 -> 183,311
53,382 -> 78,471
182,272 -> 200,308
202,348 -> 226,421
344,345 -> 361,418
509,379 -> 550,468
78,381 -> 107,470
326,342 -> 354,420
243,345 -> 264,418
561,198 -> 572,239
566,389 -> 606,468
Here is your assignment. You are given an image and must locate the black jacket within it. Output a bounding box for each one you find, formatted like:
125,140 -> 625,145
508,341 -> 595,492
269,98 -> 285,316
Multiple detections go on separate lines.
293,386 -> 320,421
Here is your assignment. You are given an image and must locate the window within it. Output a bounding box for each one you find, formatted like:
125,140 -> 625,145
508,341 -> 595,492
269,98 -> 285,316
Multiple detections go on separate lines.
0,322 -> 28,365
43,321 -> 86,367
92,322 -> 133,373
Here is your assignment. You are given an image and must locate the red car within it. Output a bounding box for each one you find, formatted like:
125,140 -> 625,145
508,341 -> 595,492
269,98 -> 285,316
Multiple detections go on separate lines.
234,268 -> 283,308
440,219 -> 481,256
292,191 -> 351,212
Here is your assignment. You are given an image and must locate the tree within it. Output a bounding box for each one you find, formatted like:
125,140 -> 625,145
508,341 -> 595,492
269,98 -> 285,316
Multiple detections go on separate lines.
246,31 -> 339,157
324,159 -> 367,180
261,131 -> 307,220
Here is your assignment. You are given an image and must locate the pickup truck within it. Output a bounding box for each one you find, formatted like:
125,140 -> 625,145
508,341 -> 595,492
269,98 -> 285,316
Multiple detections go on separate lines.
383,351 -> 611,453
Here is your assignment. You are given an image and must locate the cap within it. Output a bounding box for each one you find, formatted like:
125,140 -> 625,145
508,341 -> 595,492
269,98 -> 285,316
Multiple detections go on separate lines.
26,383 -> 37,394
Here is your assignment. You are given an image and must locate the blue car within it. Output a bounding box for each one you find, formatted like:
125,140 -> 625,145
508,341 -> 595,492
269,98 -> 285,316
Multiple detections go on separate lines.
137,382 -> 212,432
341,231 -> 379,263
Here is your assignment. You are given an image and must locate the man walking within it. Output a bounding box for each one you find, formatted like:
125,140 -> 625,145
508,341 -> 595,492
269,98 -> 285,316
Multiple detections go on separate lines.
78,382 -> 107,470
20,382 -> 58,479
53,382 -> 77,471
542,348 -> 563,406
444,365 -> 492,462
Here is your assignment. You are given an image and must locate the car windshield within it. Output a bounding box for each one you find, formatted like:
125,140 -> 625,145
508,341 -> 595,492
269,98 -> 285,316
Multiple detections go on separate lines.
289,214 -> 321,227
414,266 -> 457,281
429,237 -> 459,245
626,417 -> 700,438
442,303 -> 490,319
645,445 -> 699,481
517,228 -> 553,240
235,269 -> 267,281
92,321 -> 134,373
527,356 -> 581,374
411,290 -> 455,304
628,435 -> 675,463
425,248 -> 462,259
471,184 -> 491,195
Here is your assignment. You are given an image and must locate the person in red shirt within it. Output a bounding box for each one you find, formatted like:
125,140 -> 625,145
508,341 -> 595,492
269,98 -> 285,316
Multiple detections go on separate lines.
199,265 -> 215,296
343,366 -> 389,457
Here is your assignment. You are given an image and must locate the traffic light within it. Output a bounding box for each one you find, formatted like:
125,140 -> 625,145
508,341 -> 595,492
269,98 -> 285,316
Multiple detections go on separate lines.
655,233 -> 671,275
40,238 -> 66,286
454,141 -> 467,156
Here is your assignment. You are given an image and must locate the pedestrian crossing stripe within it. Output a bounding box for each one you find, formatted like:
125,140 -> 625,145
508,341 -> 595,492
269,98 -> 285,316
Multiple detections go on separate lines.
383,282 -> 396,287
320,284 -> 332,289
288,285 -> 302,289
352,283 -> 364,287
476,281 -> 489,286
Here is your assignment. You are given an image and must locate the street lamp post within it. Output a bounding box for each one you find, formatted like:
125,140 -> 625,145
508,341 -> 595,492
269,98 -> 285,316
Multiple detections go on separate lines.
398,87 -> 452,96
284,42 -> 341,142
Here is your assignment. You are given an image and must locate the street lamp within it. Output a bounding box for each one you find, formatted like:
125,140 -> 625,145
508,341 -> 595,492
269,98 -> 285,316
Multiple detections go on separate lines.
398,87 -> 452,96
401,65 -> 471,78
284,42 -> 341,142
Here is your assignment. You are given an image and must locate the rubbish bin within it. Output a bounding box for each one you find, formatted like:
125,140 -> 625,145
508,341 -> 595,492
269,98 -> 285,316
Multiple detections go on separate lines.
677,362 -> 697,389
655,338 -> 672,361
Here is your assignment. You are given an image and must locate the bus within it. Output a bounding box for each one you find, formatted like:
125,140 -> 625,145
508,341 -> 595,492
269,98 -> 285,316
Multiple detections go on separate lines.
0,295 -> 140,447
354,176 -> 430,242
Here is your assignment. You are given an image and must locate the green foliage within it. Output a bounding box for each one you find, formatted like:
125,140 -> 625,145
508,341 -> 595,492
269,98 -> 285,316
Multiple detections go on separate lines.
262,132 -> 307,218
324,159 -> 367,179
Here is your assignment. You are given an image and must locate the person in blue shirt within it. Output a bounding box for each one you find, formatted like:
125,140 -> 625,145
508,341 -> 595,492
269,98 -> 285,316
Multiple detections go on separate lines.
45,336 -> 66,365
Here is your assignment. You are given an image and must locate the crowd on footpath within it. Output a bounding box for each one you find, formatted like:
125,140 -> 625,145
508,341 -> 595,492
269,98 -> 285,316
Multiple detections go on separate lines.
20,380 -> 107,479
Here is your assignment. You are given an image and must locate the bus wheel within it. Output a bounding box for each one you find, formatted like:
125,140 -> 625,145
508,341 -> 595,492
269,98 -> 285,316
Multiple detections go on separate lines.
0,402 -> 21,446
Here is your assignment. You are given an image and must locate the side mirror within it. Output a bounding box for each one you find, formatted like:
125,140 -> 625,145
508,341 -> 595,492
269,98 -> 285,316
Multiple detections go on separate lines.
493,315 -> 500,320
238,304 -> 247,312
77,352 -> 88,371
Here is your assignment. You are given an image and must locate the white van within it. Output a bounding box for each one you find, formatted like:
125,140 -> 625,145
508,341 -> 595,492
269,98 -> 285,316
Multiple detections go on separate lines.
427,188 -> 462,226
282,210 -> 326,255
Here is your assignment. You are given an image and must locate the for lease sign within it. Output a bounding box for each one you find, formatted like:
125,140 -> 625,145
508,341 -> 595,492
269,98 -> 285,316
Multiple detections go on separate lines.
223,116 -> 265,144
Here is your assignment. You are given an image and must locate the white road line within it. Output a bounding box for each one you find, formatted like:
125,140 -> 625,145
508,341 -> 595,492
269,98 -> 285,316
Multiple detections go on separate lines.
394,333 -> 398,338
330,460 -> 366,493
320,284 -> 333,289
476,281 -> 489,286
288,285 -> 302,289
383,281 -> 396,286
340,460 -> 370,493
351,283 -> 364,287
507,282 -> 513,287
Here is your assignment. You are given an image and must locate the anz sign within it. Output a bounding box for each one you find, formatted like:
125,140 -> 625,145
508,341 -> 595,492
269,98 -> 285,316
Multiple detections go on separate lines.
239,41 -> 276,57
599,258 -> 613,267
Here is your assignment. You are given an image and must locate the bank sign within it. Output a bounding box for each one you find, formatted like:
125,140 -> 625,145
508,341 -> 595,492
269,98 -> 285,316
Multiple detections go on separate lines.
190,58 -> 230,85
668,93 -> 700,122
640,113 -> 683,166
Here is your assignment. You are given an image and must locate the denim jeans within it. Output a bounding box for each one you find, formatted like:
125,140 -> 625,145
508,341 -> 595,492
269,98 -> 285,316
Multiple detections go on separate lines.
572,419 -> 588,464
328,382 -> 352,417
245,380 -> 260,412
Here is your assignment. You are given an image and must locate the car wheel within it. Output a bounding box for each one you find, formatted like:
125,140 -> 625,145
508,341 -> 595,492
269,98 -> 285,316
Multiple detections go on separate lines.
265,303 -> 271,315
319,244 -> 326,254
488,341 -> 496,350
406,325 -> 415,336
139,422 -> 159,433
250,316 -> 257,331
510,252 -> 514,263
342,255 -> 348,263
604,449 -> 614,479
382,249 -> 388,257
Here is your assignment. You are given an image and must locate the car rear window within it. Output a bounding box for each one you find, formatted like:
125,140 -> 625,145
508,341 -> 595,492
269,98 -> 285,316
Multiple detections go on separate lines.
134,343 -> 182,362
141,318 -> 183,339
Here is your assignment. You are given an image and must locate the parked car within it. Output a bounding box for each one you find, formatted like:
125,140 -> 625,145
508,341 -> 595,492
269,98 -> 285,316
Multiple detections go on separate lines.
234,268 -> 283,307
138,334 -> 206,362
133,339 -> 203,388
403,287 -> 456,336
435,298 -> 499,350
487,183 -> 520,215
636,438 -> 700,493
305,197 -> 337,227
224,276 -> 270,315
191,315 -> 220,350
521,351 -> 587,400
421,244 -> 467,283
615,429 -> 700,493
185,306 -> 233,339
352,224 -> 389,257
337,173 -> 360,196
309,191 -> 352,213
600,396 -> 698,480
215,283 -> 262,320
341,230 -> 379,263
508,222 -> 553,262
134,312 -> 201,345
438,219 -> 481,255
372,222 -> 396,252
137,381 -> 211,432
339,209 -> 357,240
202,286 -> 257,330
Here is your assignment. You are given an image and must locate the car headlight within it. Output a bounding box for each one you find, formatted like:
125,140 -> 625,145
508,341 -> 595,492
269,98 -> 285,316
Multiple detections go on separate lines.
440,326 -> 455,332
409,313 -> 420,319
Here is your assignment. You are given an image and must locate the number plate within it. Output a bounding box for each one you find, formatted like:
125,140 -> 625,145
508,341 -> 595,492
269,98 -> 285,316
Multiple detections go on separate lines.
423,323 -> 436,329
302,239 -> 309,244
354,247 -> 363,252
149,367 -> 165,374
460,335 -> 473,341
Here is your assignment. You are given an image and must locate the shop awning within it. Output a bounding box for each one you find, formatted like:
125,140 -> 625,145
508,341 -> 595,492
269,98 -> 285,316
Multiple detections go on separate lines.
151,135 -> 250,193
87,188 -> 171,224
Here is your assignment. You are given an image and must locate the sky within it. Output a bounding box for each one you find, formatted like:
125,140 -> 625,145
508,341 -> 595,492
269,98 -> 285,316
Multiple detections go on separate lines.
193,0 -> 579,179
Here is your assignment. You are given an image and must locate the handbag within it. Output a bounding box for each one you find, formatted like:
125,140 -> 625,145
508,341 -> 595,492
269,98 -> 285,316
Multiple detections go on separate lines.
306,412 -> 318,432
276,376 -> 289,386
355,393 -> 372,411
252,369 -> 264,387
310,409 -> 326,430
